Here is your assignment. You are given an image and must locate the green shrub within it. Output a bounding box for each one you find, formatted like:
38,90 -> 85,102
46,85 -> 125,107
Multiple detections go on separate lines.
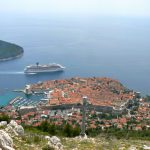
42,145 -> 54,150
0,114 -> 11,123
33,135 -> 41,143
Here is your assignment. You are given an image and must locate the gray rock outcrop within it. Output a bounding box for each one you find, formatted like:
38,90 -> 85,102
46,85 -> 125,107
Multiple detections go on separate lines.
0,120 -> 24,150
0,130 -> 14,150
5,120 -> 24,137
0,121 -> 7,128
143,145 -> 150,150
50,136 -> 61,145
14,125 -> 24,136
45,136 -> 51,141
45,136 -> 63,150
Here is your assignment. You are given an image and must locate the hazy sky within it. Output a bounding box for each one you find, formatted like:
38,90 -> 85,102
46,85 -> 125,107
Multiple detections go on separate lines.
1,0 -> 150,17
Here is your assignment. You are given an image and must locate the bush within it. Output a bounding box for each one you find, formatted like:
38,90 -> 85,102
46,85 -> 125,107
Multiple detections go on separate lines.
0,114 -> 11,123
72,126 -> 80,137
63,123 -> 73,137
33,135 -> 41,143
48,124 -> 56,135
42,145 -> 54,150
40,120 -> 49,132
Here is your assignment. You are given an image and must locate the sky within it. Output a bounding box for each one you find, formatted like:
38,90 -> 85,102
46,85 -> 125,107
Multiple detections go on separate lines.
0,0 -> 150,17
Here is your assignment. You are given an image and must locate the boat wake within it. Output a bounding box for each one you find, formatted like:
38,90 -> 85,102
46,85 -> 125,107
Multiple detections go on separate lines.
25,73 -> 37,75
0,71 -> 24,75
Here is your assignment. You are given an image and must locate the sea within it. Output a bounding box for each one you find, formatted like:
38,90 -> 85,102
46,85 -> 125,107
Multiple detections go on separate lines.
0,14 -> 150,106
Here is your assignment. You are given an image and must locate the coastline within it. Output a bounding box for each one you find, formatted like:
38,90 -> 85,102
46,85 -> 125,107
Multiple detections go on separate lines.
0,52 -> 23,62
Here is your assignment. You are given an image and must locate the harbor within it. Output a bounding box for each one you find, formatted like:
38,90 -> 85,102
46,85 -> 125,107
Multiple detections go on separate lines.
0,85 -> 47,108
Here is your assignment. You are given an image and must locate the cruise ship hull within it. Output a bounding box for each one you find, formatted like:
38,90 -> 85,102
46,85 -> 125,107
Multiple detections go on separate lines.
24,68 -> 64,74
24,63 -> 65,74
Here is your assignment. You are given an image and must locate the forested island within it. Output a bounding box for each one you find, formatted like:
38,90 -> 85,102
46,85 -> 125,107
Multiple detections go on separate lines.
0,40 -> 24,61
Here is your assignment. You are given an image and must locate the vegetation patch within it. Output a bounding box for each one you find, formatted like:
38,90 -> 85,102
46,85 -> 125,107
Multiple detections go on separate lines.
0,40 -> 23,61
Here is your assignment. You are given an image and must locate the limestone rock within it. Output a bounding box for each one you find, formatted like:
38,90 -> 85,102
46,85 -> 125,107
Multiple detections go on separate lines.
0,121 -> 7,127
5,120 -> 24,137
14,125 -> 24,136
143,145 -> 150,150
0,130 -> 14,150
5,124 -> 18,136
50,136 -> 61,145
47,136 -> 63,150
75,134 -> 88,140
9,120 -> 18,128
45,136 -> 51,141
56,142 -> 63,150
128,146 -> 137,150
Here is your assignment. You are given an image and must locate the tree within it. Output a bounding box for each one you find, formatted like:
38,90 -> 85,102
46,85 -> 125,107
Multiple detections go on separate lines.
48,124 -> 56,135
63,123 -> 73,137
72,126 -> 80,137
40,121 -> 49,132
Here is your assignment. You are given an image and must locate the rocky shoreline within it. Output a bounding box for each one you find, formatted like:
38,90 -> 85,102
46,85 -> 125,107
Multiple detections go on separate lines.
0,53 -> 23,62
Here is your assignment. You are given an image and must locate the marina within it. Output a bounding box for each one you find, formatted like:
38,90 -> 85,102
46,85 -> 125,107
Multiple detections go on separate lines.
0,88 -> 46,108
9,96 -> 22,105
8,96 -> 46,108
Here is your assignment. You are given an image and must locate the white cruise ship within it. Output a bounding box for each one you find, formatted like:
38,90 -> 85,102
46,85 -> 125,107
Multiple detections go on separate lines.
24,62 -> 65,74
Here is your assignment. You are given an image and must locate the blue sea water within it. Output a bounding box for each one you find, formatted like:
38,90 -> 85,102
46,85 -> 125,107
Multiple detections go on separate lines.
0,14 -> 150,105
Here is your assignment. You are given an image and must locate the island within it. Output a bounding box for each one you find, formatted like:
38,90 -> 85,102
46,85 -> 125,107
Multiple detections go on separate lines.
0,40 -> 24,61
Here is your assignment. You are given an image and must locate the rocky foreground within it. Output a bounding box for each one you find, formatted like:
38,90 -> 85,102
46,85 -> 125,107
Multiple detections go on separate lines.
0,120 -> 63,150
0,121 -> 150,150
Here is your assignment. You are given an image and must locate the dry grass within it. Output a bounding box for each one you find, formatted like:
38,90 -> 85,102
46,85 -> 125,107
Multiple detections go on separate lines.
13,134 -> 150,150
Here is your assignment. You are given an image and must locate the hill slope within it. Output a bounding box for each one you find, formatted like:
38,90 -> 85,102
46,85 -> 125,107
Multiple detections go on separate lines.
0,40 -> 23,61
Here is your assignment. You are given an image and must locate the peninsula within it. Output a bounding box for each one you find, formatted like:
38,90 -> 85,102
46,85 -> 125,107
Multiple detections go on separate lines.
1,77 -> 150,149
0,40 -> 24,61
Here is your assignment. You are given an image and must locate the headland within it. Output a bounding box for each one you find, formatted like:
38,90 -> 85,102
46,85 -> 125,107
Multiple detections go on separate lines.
0,40 -> 24,61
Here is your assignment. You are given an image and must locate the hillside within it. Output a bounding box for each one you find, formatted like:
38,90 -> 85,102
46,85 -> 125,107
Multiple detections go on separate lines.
0,120 -> 150,150
12,135 -> 150,150
0,40 -> 23,61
